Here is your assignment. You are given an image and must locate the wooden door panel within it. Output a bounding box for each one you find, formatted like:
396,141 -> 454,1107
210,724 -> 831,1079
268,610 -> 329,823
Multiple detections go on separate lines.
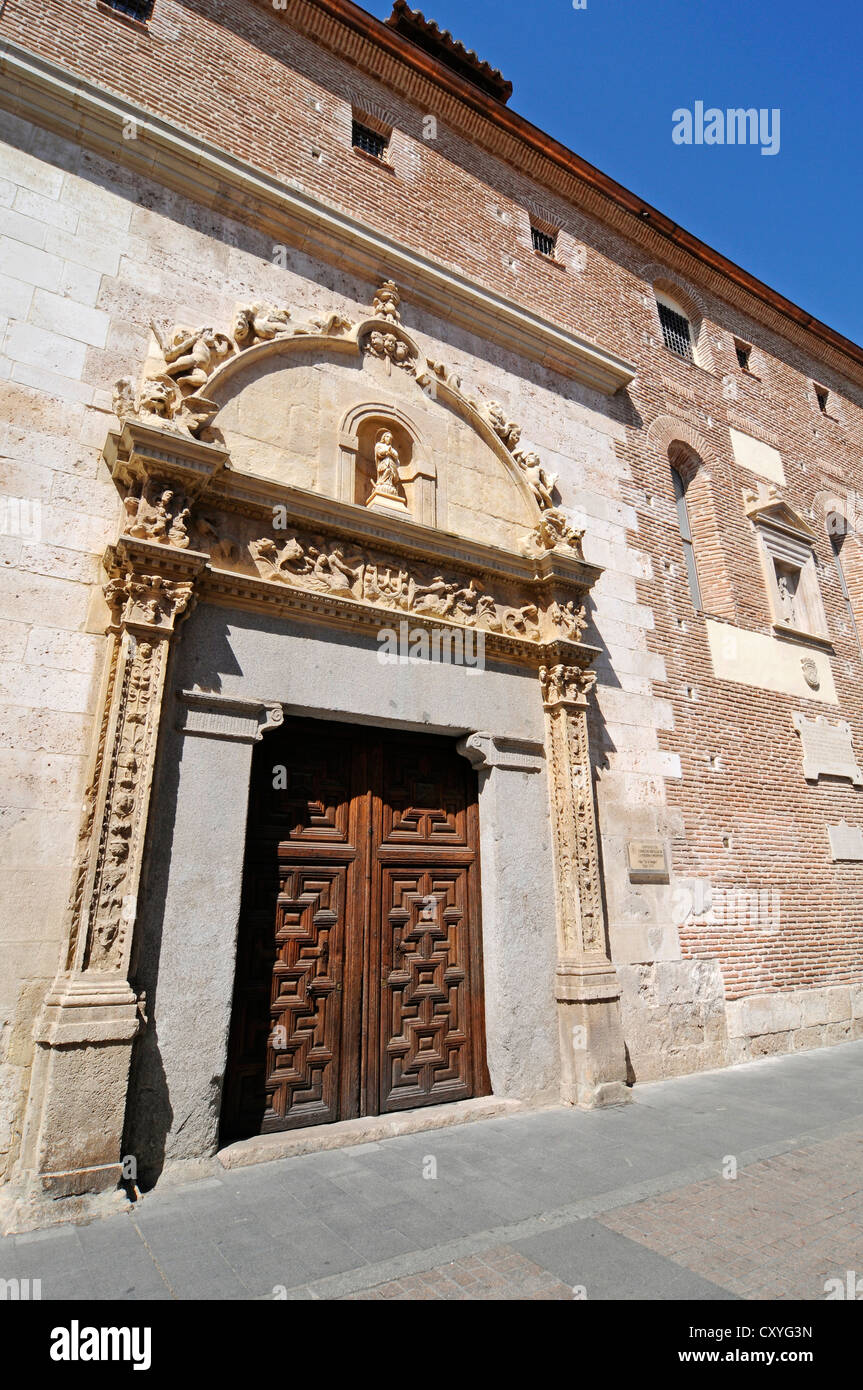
379,868 -> 474,1111
378,741 -> 470,846
264,866 -> 347,1130
223,719 -> 487,1142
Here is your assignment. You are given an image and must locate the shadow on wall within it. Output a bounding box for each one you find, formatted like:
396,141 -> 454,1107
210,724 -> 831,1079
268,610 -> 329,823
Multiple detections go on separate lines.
122,612 -> 245,1188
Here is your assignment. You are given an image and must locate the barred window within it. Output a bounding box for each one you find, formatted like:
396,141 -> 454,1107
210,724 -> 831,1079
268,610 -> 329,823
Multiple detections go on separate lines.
658,301 -> 693,360
531,227 -> 556,257
352,120 -> 388,160
735,339 -> 752,371
101,0 -> 154,19
671,467 -> 702,610
815,385 -> 829,414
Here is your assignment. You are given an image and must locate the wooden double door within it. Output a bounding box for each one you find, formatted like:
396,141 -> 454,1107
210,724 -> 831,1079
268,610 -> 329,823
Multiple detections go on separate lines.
221,717 -> 489,1141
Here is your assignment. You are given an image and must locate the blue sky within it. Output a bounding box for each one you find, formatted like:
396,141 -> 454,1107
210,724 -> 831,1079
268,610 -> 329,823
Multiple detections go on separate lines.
364,0 -> 863,345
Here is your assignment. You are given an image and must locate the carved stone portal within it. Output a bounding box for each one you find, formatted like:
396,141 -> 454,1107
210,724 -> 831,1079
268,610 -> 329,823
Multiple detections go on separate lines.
7,282 -> 625,1227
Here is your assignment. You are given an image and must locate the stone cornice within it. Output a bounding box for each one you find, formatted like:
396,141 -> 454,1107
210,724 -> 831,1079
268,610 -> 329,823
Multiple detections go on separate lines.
105,421 -> 602,591
0,38 -> 634,396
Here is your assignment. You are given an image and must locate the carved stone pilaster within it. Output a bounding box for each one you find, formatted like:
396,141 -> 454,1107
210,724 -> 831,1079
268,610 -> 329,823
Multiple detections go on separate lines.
9,541 -> 207,1221
540,661 -> 630,1109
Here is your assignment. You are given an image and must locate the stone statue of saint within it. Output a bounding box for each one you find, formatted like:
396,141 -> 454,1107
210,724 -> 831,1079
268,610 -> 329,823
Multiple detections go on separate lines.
777,571 -> 797,623
373,431 -> 403,498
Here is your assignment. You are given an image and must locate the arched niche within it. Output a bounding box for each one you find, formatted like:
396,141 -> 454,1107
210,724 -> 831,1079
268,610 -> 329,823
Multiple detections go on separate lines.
338,401 -> 437,525
200,333 -> 539,552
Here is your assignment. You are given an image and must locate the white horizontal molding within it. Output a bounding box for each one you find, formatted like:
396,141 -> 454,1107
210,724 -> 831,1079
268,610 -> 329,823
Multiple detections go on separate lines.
0,40 -> 636,396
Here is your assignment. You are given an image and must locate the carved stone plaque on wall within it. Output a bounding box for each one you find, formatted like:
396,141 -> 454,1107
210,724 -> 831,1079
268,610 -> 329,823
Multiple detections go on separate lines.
828,821 -> 863,862
793,713 -> 863,785
627,840 -> 669,883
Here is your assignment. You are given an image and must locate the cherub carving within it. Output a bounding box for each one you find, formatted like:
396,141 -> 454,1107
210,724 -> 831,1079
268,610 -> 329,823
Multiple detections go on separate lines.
293,311 -> 354,337
158,323 -> 234,392
372,279 -> 401,323
409,576 -> 458,617
146,490 -> 173,542
232,302 -> 293,347
485,401 -> 522,451
308,546 -> 358,599
516,449 -> 558,510
167,507 -> 191,549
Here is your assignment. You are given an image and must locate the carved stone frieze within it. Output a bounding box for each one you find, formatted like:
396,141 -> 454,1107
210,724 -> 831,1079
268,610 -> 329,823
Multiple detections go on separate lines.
246,524 -> 542,638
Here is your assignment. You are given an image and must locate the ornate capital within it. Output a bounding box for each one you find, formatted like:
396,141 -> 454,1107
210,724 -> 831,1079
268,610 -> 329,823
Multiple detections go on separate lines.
539,662 -> 597,708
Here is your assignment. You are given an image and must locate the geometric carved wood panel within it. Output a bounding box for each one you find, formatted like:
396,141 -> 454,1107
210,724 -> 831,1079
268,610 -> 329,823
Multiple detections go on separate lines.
221,717 -> 488,1142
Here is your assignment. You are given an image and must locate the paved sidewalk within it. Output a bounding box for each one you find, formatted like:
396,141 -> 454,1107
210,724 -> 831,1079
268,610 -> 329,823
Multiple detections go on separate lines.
2,1040 -> 862,1301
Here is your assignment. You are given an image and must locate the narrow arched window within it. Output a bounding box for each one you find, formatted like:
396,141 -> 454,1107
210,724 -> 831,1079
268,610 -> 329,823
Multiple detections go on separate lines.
830,524 -> 863,654
671,467 -> 702,609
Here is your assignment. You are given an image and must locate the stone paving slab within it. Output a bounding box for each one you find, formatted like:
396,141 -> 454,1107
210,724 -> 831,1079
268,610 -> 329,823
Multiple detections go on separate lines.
0,1040 -> 861,1300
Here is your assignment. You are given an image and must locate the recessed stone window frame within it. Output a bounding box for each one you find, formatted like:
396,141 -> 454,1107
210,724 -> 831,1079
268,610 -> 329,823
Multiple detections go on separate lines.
746,489 -> 831,646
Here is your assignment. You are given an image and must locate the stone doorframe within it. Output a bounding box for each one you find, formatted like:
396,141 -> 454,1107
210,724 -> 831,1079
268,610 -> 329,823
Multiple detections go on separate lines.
4,413 -> 629,1228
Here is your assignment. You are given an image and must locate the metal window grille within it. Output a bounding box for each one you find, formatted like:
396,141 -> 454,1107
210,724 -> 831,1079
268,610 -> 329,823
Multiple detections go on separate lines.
352,121 -> 388,160
815,386 -> 829,413
658,302 -> 693,360
531,227 -> 556,257
671,468 -> 702,610
102,0 -> 154,19
735,342 -> 751,371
